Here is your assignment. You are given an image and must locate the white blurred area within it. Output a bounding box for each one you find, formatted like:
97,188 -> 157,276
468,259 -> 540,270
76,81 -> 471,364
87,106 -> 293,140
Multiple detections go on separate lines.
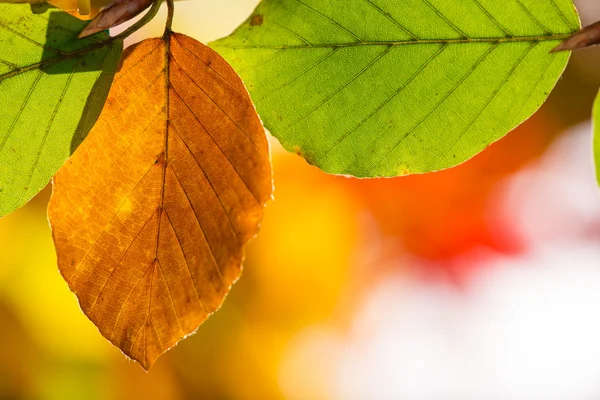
279,124 -> 600,400
111,0 -> 262,46
576,0 -> 600,24
494,124 -> 600,245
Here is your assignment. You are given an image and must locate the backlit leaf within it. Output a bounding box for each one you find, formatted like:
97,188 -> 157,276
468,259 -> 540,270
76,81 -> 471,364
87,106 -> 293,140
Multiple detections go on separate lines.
0,5 -> 122,217
48,33 -> 272,370
594,89 -> 600,186
211,0 -> 579,177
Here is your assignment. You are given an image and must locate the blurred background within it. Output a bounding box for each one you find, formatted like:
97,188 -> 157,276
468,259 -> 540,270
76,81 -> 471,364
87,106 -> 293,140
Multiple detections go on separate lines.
2,0 -> 600,399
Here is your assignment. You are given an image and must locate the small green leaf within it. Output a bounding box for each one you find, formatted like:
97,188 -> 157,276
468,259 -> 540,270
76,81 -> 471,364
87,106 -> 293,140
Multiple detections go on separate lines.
0,4 -> 122,217
594,89 -> 600,187
211,0 -> 580,177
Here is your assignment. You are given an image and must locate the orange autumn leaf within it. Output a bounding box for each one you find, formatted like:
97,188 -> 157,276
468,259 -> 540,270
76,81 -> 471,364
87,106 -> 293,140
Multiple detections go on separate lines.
48,32 -> 272,370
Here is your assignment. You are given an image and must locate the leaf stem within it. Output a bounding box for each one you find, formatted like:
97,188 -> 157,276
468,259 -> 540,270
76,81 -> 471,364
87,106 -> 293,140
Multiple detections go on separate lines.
165,0 -> 174,32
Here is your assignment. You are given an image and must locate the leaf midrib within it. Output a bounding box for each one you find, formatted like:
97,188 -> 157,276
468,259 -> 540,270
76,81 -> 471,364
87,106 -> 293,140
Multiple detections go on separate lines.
0,39 -> 116,81
226,33 -> 572,50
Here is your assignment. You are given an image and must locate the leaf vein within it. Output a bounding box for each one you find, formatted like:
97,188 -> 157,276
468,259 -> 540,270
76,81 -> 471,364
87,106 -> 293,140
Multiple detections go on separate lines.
290,0 -> 362,42
470,0 -> 513,37
162,207 -> 211,314
169,123 -> 240,243
271,20 -> 313,45
315,44 -> 448,163
363,0 -> 418,40
14,60 -> 79,206
170,87 -> 261,204
420,0 -> 468,38
170,55 -> 263,154
0,21 -> 65,55
508,53 -> 558,128
171,34 -> 247,97
515,0 -> 551,34
0,70 -> 44,155
110,259 -> 155,342
88,209 -> 158,316
548,0 -> 578,31
257,47 -> 339,103
166,158 -> 227,288
156,258 -> 185,335
71,161 -> 158,277
432,42 -> 538,169
367,42 -> 500,174
282,45 -> 393,140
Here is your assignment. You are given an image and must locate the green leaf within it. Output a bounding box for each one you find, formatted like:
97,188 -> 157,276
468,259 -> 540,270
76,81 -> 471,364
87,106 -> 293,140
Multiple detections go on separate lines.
211,0 -> 580,177
0,4 -> 122,217
594,89 -> 600,187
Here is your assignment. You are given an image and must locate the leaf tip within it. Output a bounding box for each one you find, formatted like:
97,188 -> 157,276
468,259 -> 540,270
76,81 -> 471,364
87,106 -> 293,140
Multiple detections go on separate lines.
550,43 -> 566,53
78,26 -> 102,38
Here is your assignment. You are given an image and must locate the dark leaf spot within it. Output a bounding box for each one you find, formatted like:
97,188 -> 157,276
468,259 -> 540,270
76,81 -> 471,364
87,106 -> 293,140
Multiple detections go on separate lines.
250,14 -> 264,26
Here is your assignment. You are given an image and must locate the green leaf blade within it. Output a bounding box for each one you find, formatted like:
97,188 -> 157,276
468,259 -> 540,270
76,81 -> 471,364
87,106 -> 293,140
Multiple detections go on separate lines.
211,0 -> 580,177
0,4 -> 122,217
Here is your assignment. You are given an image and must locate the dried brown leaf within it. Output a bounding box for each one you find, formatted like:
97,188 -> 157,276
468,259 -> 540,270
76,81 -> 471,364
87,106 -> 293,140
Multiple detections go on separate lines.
552,21 -> 600,52
48,33 -> 272,370
79,0 -> 153,38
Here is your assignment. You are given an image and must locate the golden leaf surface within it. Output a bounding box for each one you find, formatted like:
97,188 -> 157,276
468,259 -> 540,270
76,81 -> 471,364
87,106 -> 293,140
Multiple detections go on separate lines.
48,32 -> 272,370
47,0 -> 113,19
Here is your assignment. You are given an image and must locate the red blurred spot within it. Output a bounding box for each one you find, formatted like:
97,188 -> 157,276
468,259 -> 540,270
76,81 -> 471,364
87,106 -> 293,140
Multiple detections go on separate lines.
345,110 -> 564,280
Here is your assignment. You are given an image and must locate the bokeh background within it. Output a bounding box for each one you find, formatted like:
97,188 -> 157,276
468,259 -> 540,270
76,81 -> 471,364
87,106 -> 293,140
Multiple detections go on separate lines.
2,1 -> 600,399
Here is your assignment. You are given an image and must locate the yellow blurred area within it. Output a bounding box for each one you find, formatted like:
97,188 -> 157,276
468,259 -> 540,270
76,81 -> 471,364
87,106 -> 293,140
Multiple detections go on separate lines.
47,0 -> 113,19
1,1 -> 600,399
0,139 -> 364,399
